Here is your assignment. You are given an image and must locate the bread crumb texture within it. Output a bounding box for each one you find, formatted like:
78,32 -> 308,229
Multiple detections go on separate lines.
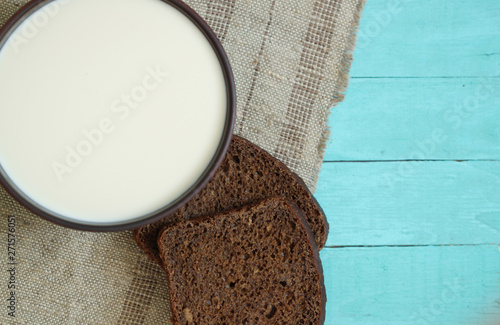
159,198 -> 324,325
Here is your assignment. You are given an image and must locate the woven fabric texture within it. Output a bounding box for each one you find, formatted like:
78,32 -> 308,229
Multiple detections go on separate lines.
0,0 -> 365,323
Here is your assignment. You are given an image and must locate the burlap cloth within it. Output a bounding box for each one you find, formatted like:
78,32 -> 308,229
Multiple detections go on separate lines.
0,0 -> 365,323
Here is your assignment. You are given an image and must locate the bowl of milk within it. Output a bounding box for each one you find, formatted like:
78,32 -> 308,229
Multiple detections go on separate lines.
0,0 -> 235,231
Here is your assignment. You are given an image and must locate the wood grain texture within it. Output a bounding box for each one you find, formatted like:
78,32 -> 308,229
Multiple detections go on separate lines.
351,0 -> 500,77
325,78 -> 500,161
320,245 -> 500,325
317,161 -> 500,246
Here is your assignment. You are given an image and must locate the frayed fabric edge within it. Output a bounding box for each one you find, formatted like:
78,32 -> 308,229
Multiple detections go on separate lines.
312,0 -> 367,193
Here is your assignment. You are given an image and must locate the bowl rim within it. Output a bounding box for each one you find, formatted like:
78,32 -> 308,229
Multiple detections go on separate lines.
0,0 -> 236,232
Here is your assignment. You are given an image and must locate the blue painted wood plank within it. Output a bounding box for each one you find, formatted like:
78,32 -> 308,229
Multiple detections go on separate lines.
320,245 -> 500,325
324,78 -> 500,161
317,1 -> 500,324
351,0 -> 500,77
316,161 -> 500,246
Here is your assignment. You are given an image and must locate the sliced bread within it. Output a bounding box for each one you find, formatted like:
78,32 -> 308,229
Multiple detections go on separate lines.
158,197 -> 326,325
134,135 -> 328,265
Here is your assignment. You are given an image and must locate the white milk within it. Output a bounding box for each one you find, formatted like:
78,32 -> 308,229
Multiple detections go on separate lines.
0,0 -> 227,224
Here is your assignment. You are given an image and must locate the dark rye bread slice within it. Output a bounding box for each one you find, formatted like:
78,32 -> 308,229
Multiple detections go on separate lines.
158,197 -> 326,325
134,135 -> 328,265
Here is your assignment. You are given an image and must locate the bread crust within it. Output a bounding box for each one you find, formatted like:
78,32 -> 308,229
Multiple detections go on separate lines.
287,200 -> 326,325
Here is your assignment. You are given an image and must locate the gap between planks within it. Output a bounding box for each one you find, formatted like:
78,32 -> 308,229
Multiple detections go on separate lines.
324,243 -> 499,249
323,159 -> 500,163
351,76 -> 500,79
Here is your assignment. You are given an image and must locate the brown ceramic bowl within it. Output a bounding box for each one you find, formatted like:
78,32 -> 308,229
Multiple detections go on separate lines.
0,0 -> 235,231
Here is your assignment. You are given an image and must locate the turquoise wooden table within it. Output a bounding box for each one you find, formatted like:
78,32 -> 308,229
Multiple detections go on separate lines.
315,0 -> 500,324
